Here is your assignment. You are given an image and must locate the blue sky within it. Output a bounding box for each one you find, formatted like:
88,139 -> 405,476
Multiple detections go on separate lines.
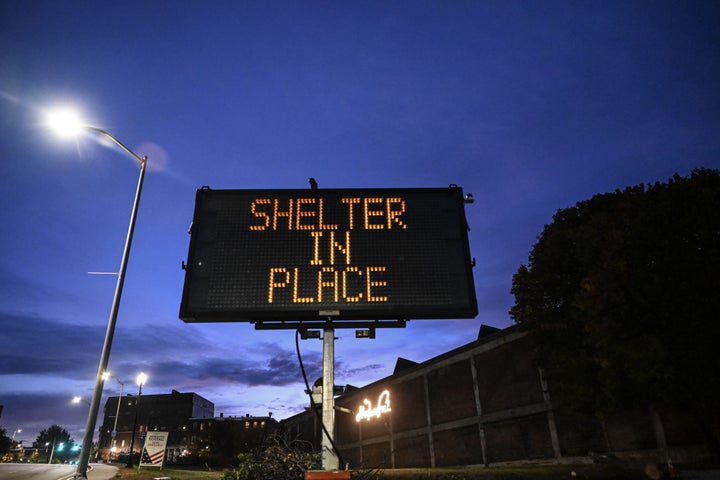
1,0 -> 718,445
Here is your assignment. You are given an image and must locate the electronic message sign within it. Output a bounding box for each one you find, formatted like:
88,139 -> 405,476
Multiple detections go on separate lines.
179,187 -> 477,323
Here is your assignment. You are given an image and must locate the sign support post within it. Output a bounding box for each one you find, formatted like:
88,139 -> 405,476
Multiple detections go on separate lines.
322,328 -> 339,470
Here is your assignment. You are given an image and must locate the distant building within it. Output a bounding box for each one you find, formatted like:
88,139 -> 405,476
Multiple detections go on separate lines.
97,390 -> 281,465
190,413 -> 280,464
283,325 -> 717,468
97,389 -> 214,462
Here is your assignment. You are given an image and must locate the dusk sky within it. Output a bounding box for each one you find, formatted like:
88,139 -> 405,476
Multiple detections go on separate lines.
1,1 -> 719,446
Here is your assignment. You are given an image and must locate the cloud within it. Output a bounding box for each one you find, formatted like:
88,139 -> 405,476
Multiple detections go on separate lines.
0,392 -> 90,444
98,340 -> 320,394
184,349 -> 319,387
0,311 -> 103,377
0,268 -> 77,312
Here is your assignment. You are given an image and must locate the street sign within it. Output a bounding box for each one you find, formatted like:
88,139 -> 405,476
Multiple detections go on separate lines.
180,186 -> 477,324
139,431 -> 168,469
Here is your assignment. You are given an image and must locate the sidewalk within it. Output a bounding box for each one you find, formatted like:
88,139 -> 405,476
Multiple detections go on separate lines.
86,463 -> 119,480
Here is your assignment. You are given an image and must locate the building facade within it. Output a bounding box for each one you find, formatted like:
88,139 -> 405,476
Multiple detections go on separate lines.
190,413 -> 280,464
283,325 -> 716,469
97,389 -> 214,462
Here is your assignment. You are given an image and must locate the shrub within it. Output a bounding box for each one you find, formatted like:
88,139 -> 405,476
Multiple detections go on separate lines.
223,435 -> 320,480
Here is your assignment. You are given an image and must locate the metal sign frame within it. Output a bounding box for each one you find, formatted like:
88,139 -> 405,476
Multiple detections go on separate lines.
179,186 -> 477,328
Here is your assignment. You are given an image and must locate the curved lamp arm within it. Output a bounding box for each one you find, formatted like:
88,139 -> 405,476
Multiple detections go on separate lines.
84,126 -> 147,166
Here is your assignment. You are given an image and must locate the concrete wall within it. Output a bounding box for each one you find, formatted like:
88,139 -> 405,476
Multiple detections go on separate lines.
280,326 -> 718,469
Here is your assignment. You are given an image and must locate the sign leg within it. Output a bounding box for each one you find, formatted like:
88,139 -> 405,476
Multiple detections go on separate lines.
322,328 -> 339,470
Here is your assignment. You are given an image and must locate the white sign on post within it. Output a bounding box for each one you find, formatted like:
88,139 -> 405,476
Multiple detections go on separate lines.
139,431 -> 168,470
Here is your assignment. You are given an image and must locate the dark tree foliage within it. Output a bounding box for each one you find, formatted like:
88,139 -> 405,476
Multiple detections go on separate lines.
0,428 -> 12,455
33,425 -> 74,462
510,168 -> 720,414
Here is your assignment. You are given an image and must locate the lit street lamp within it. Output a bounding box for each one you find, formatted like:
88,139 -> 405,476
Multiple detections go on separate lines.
72,396 -> 91,406
126,372 -> 147,468
11,429 -> 22,450
46,108 -> 148,480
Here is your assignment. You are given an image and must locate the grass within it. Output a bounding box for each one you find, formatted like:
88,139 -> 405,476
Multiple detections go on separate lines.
103,462 -> 648,480
356,464 -> 648,480
105,463 -> 225,480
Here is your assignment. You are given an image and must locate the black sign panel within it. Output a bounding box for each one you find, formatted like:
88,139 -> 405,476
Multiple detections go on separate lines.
179,187 -> 477,322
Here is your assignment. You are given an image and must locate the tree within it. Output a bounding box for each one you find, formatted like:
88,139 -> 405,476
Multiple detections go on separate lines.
0,428 -> 12,456
510,169 -> 720,417
34,425 -> 74,463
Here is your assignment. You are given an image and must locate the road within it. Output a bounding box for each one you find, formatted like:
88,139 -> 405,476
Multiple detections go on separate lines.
0,463 -> 75,480
0,463 -> 118,480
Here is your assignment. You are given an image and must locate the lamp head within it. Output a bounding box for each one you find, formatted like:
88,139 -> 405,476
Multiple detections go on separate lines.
136,372 -> 147,387
45,108 -> 85,138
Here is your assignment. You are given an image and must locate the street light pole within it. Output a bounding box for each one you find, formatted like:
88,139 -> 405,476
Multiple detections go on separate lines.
47,439 -> 57,464
126,372 -> 147,468
61,124 -> 148,480
112,381 -> 125,436
102,374 -> 125,449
